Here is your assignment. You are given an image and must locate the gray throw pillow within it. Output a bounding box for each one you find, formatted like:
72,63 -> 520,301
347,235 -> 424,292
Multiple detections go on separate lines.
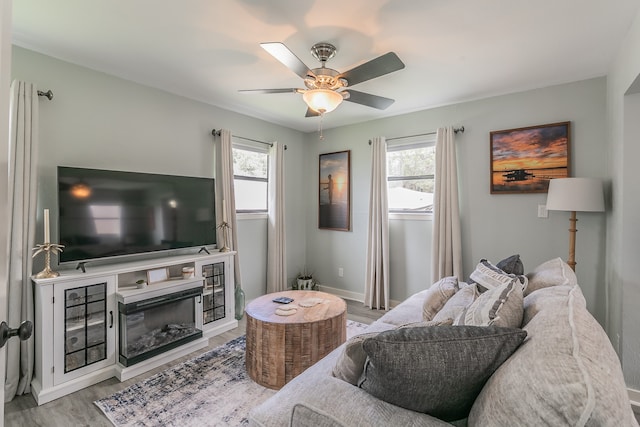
332,320 -> 450,385
358,325 -> 527,422
496,254 -> 524,275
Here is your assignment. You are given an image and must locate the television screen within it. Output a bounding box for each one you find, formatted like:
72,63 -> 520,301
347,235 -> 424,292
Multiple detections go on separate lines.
57,166 -> 216,263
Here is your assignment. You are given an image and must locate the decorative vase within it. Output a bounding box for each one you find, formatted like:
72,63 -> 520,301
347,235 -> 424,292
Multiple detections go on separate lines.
235,287 -> 245,320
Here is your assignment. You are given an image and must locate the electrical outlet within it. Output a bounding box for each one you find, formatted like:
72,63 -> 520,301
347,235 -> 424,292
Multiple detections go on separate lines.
338,267 -> 344,277
538,204 -> 548,218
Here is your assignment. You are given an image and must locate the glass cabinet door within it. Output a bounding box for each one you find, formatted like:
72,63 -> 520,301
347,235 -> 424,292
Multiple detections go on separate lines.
201,262 -> 225,324
64,283 -> 108,373
54,276 -> 116,385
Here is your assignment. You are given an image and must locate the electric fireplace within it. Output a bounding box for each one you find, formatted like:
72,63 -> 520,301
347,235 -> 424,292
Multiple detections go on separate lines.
118,286 -> 202,366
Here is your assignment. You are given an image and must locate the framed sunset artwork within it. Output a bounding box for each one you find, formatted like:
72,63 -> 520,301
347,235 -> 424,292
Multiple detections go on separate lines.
490,122 -> 570,194
318,150 -> 350,231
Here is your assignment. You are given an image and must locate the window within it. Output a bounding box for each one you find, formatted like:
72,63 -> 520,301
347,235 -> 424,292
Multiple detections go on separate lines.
89,205 -> 121,235
387,136 -> 436,213
232,143 -> 269,212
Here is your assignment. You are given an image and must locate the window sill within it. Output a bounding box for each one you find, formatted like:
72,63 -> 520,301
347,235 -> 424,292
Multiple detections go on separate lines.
389,212 -> 433,221
236,212 -> 268,220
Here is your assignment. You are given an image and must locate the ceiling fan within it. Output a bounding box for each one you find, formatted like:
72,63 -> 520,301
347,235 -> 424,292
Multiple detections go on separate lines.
240,42 -> 405,117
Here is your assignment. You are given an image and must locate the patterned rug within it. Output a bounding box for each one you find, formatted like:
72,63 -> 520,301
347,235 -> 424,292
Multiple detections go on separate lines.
95,320 -> 368,426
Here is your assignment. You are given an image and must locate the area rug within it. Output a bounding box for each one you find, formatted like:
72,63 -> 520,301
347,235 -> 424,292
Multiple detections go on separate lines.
95,320 -> 367,426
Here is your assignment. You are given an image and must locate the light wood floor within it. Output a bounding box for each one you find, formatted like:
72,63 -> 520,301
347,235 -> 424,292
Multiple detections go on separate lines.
4,299 -> 383,427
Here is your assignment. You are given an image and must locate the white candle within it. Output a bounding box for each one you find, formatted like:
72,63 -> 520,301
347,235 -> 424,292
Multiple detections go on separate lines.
222,199 -> 227,223
44,209 -> 50,243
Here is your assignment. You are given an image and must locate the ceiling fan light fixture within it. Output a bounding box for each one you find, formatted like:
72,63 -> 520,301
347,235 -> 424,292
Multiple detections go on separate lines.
70,182 -> 92,199
303,89 -> 343,114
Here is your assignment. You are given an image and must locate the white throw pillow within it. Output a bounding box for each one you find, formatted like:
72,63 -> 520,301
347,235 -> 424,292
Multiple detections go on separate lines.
422,276 -> 459,321
470,259 -> 528,293
433,283 -> 478,323
454,281 -> 524,328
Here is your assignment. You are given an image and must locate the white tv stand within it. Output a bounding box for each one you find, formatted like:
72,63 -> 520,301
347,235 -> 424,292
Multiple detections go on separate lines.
31,250 -> 237,405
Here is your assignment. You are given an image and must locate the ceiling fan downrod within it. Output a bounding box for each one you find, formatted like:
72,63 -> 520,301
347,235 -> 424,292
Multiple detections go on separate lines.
310,42 -> 337,66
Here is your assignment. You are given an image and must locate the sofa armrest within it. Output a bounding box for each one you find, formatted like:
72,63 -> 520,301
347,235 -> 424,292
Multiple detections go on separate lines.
249,371 -> 452,427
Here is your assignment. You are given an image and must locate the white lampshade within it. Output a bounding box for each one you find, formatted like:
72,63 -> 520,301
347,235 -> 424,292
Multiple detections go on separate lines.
303,89 -> 343,114
546,178 -> 605,212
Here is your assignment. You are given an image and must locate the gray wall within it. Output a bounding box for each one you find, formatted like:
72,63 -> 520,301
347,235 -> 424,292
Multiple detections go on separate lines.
303,79 -> 608,321
607,6 -> 640,389
11,46 -> 306,301
15,35 -> 640,389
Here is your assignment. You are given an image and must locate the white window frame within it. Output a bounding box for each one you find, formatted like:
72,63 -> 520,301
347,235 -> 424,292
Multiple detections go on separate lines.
232,140 -> 269,215
387,134 -> 436,220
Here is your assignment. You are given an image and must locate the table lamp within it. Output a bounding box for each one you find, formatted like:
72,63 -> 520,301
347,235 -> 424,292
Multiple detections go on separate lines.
545,177 -> 605,271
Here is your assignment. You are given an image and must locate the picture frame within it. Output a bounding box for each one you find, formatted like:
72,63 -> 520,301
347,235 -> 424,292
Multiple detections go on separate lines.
147,267 -> 169,284
490,121 -> 570,194
319,150 -> 351,231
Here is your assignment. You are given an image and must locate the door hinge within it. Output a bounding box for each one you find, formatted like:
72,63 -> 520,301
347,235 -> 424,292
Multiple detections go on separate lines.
52,296 -> 55,304
51,366 -> 54,374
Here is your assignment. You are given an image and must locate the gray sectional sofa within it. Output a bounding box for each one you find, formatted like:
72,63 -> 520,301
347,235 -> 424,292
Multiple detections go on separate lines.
249,258 -> 637,426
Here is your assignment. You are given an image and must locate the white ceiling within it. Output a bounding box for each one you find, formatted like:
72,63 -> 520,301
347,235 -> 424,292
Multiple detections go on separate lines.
12,0 -> 640,133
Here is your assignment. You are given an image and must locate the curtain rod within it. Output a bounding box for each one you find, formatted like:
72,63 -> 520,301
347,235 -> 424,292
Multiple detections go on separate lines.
211,129 -> 287,150
37,90 -> 53,100
368,126 -> 464,145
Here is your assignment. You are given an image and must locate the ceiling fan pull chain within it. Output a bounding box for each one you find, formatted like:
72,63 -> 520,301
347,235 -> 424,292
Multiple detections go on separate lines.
318,113 -> 325,140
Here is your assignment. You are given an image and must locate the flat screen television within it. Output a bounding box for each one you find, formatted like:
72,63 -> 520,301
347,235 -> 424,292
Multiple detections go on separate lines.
57,166 -> 216,264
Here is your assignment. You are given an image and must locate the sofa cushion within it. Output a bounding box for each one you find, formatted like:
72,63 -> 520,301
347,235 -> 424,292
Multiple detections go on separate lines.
358,325 -> 527,422
496,253 -> 524,275
524,257 -> 577,297
469,259 -> 528,293
250,343 -> 453,427
468,284 -> 637,426
454,281 -> 523,328
290,403 -> 346,427
432,283 -> 478,323
422,276 -> 459,321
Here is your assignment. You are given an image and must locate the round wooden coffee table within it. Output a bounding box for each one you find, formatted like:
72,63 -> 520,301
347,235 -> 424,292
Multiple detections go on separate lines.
245,290 -> 347,390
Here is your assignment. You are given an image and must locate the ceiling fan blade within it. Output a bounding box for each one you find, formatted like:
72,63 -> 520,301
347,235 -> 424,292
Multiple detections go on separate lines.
338,52 -> 405,87
260,42 -> 314,79
238,88 -> 301,94
343,90 -> 395,110
305,108 -> 320,118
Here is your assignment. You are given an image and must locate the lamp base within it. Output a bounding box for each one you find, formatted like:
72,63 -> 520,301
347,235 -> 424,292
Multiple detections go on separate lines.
567,211 -> 577,271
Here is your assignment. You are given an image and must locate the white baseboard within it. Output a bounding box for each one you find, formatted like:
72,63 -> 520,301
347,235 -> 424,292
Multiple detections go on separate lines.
317,285 -> 364,302
629,387 -> 640,410
317,284 -> 401,308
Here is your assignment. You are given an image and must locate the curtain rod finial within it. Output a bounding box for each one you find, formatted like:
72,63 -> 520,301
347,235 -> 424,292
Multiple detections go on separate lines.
37,90 -> 53,100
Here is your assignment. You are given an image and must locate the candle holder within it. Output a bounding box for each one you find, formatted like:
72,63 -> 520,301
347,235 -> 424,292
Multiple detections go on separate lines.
32,243 -> 65,279
216,221 -> 231,252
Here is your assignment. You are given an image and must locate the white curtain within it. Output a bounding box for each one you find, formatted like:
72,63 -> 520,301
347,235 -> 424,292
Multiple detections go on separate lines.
266,142 -> 287,293
5,81 -> 38,400
364,137 -> 390,310
431,126 -> 463,282
219,129 -> 242,288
